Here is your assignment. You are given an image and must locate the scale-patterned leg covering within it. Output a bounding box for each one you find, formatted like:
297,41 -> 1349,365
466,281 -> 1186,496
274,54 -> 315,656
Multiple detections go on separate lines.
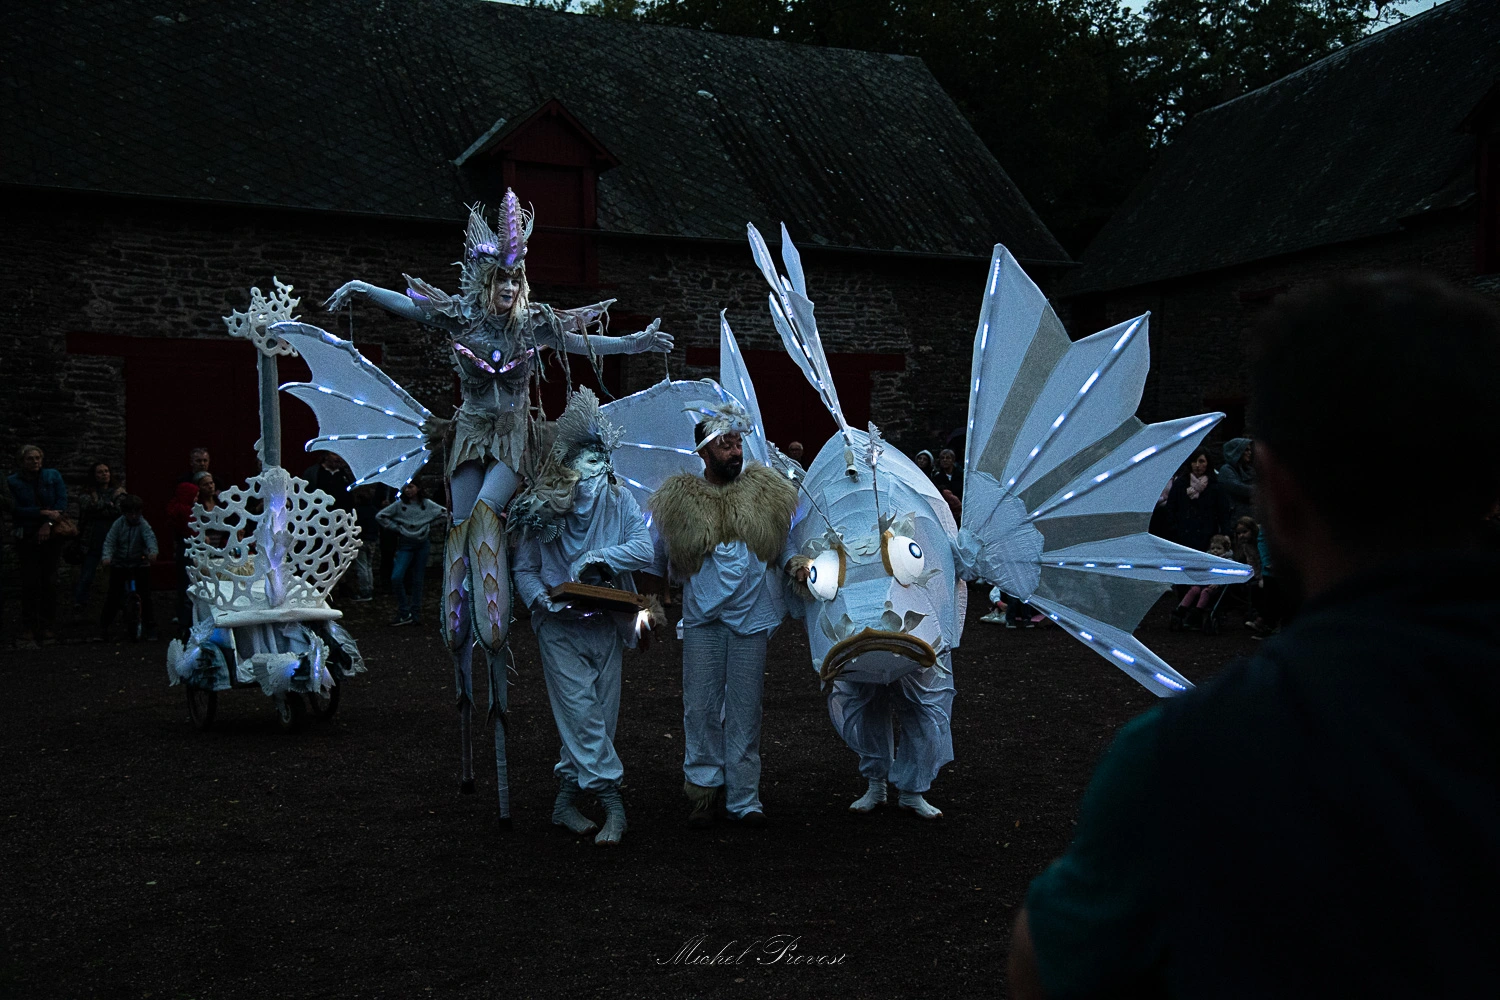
466,500 -> 511,653
443,520 -> 472,654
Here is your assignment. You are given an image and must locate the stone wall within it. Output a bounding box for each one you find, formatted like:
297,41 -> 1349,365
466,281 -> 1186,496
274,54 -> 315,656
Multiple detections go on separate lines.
0,193 -> 1012,495
1061,212 -> 1479,452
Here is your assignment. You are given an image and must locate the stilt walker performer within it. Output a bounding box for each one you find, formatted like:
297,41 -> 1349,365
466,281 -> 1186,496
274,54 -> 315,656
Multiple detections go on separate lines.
317,192 -> 673,825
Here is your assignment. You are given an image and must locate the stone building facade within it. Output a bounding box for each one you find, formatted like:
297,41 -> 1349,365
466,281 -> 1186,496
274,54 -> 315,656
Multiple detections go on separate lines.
1,0 -> 1067,573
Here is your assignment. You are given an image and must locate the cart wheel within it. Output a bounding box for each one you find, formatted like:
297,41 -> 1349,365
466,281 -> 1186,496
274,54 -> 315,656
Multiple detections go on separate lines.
275,693 -> 306,734
186,687 -> 217,731
307,683 -> 341,721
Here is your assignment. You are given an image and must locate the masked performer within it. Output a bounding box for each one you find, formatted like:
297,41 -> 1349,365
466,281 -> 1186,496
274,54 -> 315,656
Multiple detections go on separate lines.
648,403 -> 798,827
323,191 -> 672,821
510,389 -> 654,847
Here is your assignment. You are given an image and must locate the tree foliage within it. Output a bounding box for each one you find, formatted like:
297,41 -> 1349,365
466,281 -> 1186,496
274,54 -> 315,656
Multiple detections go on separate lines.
576,0 -> 1411,252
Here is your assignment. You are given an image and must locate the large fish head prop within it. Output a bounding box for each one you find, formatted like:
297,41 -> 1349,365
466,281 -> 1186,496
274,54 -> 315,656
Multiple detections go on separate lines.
788,428 -> 965,686
745,221 -> 963,685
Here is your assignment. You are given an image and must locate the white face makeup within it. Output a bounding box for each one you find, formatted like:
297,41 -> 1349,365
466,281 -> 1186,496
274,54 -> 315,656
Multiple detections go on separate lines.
489,272 -> 522,315
569,446 -> 612,483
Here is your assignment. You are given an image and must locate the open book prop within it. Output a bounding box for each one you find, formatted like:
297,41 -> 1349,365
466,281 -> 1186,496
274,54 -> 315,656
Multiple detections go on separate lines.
548,582 -> 653,614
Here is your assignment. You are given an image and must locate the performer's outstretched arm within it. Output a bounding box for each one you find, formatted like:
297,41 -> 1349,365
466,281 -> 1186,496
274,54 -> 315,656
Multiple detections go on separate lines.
548,312 -> 674,356
323,280 -> 433,326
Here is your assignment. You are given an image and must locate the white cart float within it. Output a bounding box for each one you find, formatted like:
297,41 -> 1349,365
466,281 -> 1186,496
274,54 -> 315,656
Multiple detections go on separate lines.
165,281 -> 367,732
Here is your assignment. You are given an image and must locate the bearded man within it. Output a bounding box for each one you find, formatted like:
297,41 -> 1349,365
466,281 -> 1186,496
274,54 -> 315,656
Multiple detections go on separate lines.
510,389 -> 655,847
648,404 -> 798,828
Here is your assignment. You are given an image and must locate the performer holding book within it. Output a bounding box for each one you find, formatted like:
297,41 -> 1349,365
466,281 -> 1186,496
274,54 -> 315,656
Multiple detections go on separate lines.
510,389 -> 655,846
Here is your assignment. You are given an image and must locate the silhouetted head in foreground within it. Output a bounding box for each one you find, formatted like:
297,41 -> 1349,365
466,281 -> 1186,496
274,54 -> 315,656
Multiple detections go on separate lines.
1249,272 -> 1500,601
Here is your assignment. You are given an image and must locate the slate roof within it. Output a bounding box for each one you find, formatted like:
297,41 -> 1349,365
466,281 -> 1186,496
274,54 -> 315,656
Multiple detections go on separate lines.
1065,0 -> 1499,295
1,0 -> 1066,262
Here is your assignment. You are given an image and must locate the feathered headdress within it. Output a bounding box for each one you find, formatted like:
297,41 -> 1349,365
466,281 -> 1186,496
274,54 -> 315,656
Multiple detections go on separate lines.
551,387 -> 623,462
465,191 -> 533,270
687,397 -> 755,452
508,388 -> 621,540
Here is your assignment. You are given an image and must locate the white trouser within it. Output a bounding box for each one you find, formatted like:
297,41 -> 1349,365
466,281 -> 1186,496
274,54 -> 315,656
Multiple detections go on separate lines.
681,622 -> 767,817
536,614 -> 625,792
827,660 -> 955,794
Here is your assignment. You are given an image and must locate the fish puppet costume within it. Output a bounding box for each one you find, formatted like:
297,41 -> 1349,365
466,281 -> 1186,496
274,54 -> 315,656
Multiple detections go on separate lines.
747,223 -> 1251,820
510,388 -> 655,847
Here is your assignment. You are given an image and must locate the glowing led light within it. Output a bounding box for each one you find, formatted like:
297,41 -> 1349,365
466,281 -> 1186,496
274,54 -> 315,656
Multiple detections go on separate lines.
1160,565 -> 1183,572
1079,631 -> 1093,641
979,321 -> 989,350
1051,414 -> 1066,429
1179,416 -> 1215,438
1079,372 -> 1099,394
1062,491 -> 1075,500
1110,649 -> 1136,665
1093,471 -> 1110,482
1083,562 -> 1095,568
1028,446 -> 1040,459
318,386 -> 333,394
1131,446 -> 1158,463
1153,672 -> 1187,691
1115,564 -> 1133,569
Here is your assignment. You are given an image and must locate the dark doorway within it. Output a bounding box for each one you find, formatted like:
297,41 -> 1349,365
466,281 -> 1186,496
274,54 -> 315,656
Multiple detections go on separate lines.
684,347 -> 905,456
67,333 -> 381,587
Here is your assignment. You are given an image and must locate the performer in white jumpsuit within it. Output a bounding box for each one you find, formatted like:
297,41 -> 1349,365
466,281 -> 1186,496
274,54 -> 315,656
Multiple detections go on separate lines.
648,409 -> 797,827
509,390 -> 654,846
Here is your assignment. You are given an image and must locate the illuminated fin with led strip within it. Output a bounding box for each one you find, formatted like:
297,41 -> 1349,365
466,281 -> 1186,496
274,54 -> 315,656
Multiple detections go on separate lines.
958,246 -> 1252,696
601,314 -> 777,509
273,321 -> 436,489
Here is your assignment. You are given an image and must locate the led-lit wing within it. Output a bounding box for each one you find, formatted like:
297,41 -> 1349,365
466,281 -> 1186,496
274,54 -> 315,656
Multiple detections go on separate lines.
960,246 -> 1252,696
601,379 -> 730,509
273,321 -> 435,489
603,314 -> 779,508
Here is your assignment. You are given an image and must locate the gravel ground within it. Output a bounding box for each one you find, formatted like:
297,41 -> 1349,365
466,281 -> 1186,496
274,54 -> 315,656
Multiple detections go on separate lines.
1,585 -> 1256,999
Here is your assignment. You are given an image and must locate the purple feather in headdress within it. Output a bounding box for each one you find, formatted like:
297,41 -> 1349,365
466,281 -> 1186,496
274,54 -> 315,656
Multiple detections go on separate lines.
499,189 -> 534,268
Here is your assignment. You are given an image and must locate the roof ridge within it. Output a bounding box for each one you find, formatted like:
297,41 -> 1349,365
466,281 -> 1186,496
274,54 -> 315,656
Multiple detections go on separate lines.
1195,0 -> 1468,120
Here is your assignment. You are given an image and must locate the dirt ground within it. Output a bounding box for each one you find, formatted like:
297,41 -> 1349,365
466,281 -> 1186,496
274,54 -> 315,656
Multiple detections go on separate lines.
1,584 -> 1257,999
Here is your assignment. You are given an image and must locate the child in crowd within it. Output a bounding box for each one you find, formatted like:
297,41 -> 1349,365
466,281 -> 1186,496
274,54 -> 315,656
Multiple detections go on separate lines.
100,494 -> 158,640
1169,533 -> 1233,631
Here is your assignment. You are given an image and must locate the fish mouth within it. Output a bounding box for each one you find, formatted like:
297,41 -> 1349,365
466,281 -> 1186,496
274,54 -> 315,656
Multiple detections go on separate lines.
820,628 -> 936,683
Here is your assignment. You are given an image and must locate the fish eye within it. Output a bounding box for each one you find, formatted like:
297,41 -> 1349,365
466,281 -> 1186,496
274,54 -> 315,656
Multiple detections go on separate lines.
885,533 -> 925,586
808,548 -> 842,601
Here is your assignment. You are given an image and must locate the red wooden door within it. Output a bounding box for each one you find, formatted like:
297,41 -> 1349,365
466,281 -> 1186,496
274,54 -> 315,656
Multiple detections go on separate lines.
68,334 -> 379,586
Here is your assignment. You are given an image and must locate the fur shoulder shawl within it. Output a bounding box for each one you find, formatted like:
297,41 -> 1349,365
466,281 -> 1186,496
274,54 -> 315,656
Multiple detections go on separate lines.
648,463 -> 798,576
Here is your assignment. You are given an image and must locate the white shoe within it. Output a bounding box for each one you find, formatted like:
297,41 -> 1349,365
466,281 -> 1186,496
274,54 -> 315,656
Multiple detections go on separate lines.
898,791 -> 943,820
849,778 -> 887,813
980,610 -> 1005,624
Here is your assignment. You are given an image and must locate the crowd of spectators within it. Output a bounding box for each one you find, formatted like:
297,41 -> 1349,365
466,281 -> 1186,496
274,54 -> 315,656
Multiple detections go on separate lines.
0,444 -> 449,648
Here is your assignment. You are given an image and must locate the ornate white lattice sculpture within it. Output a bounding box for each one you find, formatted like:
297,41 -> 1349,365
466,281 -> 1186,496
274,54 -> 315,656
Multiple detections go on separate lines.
223,277 -> 301,356
186,466 -> 360,625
